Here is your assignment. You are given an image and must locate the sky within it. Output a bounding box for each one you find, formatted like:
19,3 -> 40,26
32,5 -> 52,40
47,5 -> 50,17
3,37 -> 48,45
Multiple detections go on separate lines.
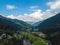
0,0 -> 60,22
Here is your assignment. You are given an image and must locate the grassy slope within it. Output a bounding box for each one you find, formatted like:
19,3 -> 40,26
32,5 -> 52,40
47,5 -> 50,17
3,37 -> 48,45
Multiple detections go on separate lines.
21,32 -> 49,45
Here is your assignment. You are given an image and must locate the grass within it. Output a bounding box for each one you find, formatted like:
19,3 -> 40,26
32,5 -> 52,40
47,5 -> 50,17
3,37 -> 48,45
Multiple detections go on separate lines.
0,31 -> 49,45
33,40 -> 46,45
21,32 -> 49,45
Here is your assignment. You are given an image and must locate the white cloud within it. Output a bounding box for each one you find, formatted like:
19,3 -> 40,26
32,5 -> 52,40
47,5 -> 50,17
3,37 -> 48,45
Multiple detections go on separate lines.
6,0 -> 60,22
6,9 -> 43,22
47,0 -> 60,14
42,0 -> 60,20
30,6 -> 39,11
7,14 -> 39,22
30,6 -> 38,9
29,9 -> 43,20
6,5 -> 15,9
17,15 -> 38,22
42,10 -> 55,19
6,9 -> 55,22
47,0 -> 60,10
7,14 -> 16,19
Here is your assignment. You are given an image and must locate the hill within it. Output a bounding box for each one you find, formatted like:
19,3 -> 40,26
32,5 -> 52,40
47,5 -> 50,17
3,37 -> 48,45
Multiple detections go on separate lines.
36,13 -> 60,45
37,13 -> 60,35
7,19 -> 32,31
0,15 -> 32,33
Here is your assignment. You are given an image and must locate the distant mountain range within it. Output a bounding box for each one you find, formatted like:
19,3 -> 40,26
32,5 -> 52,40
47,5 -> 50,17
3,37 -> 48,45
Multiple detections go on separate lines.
33,21 -> 42,27
27,22 -> 34,25
0,13 -> 60,34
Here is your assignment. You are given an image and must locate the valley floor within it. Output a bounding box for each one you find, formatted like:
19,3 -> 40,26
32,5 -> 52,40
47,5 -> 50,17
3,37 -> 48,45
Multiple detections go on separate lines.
0,31 -> 50,45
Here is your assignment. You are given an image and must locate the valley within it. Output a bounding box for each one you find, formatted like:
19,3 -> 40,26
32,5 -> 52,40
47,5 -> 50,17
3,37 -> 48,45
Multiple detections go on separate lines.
0,13 -> 60,45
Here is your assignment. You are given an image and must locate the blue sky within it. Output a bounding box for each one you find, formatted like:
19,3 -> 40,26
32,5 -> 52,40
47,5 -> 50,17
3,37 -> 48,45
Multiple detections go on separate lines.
0,0 -> 60,22
0,0 -> 52,16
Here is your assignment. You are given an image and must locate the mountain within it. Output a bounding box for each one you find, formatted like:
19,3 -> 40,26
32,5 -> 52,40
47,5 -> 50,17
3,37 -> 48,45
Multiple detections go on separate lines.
27,22 -> 34,25
33,21 -> 42,27
0,15 -> 21,33
0,15 -> 32,33
36,13 -> 60,45
8,19 -> 32,30
37,13 -> 60,35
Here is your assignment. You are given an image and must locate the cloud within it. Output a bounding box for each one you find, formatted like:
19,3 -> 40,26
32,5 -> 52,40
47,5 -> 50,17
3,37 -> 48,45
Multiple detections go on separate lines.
6,5 -> 15,10
42,10 -> 55,19
47,0 -> 60,10
42,0 -> 60,20
30,6 -> 38,9
7,14 -> 39,22
7,14 -> 16,19
30,6 -> 39,11
47,0 -> 60,14
29,0 -> 60,21
6,8 -> 55,22
6,9 -> 43,22
29,9 -> 43,20
17,15 -> 39,22
6,0 -> 60,22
